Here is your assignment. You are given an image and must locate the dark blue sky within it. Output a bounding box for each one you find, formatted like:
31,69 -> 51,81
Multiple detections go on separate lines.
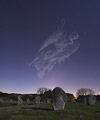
0,0 -> 100,95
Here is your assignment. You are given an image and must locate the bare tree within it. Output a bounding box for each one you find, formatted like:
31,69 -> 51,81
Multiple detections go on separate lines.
76,88 -> 95,97
88,89 -> 95,95
37,88 -> 51,94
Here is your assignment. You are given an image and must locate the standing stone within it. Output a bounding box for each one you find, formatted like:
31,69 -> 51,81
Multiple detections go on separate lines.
46,98 -> 51,104
18,95 -> 23,105
0,98 -> 3,103
27,98 -> 30,103
33,98 -> 35,103
10,99 -> 13,104
87,95 -> 96,105
52,87 -> 67,110
79,115 -> 85,120
35,96 -> 41,104
71,96 -> 75,103
83,96 -> 87,104
96,95 -> 100,103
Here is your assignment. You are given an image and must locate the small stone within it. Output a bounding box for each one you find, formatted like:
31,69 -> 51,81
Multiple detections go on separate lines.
17,95 -> 23,105
35,96 -> 41,104
27,98 -> 30,103
79,115 -> 85,120
0,98 -> 3,103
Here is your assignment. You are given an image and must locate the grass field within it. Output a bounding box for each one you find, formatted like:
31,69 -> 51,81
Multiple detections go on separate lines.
0,102 -> 100,120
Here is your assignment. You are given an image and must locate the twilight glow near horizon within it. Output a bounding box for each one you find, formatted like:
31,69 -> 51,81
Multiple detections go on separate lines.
0,0 -> 100,96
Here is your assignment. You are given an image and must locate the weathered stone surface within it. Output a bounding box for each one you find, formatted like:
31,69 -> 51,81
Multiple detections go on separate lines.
35,96 -> 41,104
87,95 -> 96,105
52,87 -> 67,110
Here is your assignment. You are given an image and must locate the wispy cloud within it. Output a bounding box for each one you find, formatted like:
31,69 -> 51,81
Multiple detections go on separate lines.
29,19 -> 80,79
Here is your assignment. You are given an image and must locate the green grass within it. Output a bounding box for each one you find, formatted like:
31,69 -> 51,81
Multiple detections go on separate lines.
0,102 -> 100,120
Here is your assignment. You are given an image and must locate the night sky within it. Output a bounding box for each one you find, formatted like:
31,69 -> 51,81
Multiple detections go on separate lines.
0,0 -> 100,96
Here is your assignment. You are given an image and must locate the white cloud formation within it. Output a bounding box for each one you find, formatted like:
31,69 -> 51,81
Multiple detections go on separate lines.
29,19 -> 80,79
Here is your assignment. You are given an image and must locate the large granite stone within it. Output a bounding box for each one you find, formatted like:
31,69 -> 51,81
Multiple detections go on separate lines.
87,95 -> 96,105
52,87 -> 67,110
